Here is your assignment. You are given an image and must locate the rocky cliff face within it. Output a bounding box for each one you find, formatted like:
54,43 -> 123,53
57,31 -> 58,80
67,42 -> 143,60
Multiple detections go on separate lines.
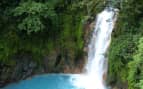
0,53 -> 44,87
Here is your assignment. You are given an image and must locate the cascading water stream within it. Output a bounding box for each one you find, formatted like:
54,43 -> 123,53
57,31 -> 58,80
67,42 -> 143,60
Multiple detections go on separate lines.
72,7 -> 118,89
85,7 -> 118,89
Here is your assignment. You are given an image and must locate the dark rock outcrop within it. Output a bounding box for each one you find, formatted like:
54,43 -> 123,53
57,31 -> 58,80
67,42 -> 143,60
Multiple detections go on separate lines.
0,53 -> 44,87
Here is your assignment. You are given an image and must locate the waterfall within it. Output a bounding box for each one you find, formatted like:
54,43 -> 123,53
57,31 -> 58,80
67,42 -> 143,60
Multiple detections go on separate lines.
2,6 -> 119,89
85,7 -> 118,89
72,7 -> 118,89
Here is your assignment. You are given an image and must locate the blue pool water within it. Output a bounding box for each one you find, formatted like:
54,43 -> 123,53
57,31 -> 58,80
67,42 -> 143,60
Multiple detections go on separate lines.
2,74 -> 84,89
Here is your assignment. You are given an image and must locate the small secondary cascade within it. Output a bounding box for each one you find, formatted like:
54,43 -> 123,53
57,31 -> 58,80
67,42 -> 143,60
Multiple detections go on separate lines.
72,7 -> 118,89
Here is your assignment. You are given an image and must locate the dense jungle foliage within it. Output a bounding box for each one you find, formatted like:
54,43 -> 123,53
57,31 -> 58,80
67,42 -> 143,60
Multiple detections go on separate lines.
0,0 -> 105,85
0,0 -> 104,66
0,0 -> 105,86
108,0 -> 143,89
1,0 -> 143,89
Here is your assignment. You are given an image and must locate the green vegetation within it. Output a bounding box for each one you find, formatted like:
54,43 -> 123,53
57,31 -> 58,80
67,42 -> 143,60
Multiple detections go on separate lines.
0,0 -> 104,70
108,0 -> 143,89
1,0 -> 143,88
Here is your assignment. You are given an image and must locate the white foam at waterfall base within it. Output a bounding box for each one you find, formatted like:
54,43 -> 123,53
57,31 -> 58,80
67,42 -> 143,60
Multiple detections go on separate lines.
71,7 -> 118,89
